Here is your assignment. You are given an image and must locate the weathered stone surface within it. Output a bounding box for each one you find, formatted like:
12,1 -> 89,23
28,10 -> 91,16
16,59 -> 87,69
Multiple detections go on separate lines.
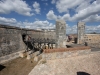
19,51 -> 27,58
56,20 -> 66,48
28,52 -> 100,75
77,22 -> 85,44
0,51 -> 21,64
42,47 -> 91,60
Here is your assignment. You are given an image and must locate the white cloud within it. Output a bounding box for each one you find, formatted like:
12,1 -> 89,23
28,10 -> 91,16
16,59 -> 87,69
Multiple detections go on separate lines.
0,16 -> 100,34
71,0 -> 100,21
0,16 -> 55,29
46,10 -> 70,21
66,25 -> 77,34
66,24 -> 100,34
51,0 -> 100,22
59,14 -> 70,21
22,20 -> 55,29
46,10 -> 57,20
33,2 -> 40,14
0,17 -> 17,25
55,0 -> 84,13
85,25 -> 100,33
0,0 -> 33,16
75,0 -> 91,12
83,14 -> 100,22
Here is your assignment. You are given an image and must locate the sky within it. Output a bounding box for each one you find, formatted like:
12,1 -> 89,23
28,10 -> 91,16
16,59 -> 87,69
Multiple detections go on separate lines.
0,0 -> 100,34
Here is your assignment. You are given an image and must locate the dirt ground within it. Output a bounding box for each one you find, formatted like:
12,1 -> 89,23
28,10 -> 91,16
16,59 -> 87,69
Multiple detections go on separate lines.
0,57 -> 38,75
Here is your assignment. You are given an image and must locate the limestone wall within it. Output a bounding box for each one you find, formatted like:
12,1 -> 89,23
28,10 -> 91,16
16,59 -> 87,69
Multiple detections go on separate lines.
0,25 -> 41,59
84,34 -> 100,48
30,30 -> 56,39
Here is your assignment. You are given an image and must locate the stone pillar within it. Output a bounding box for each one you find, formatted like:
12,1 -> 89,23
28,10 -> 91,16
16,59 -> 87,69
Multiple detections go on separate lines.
77,22 -> 85,44
56,20 -> 66,48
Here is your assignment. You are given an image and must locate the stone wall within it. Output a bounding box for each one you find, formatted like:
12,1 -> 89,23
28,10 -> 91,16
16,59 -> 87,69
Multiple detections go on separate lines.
29,30 -> 56,39
84,34 -> 100,48
0,25 -> 41,62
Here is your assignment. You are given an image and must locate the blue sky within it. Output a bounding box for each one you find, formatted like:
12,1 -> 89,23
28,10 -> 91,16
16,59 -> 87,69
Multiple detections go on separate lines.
0,0 -> 100,34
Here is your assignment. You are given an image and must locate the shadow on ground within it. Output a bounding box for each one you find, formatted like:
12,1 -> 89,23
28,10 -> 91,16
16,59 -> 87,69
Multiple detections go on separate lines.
0,65 -> 6,71
77,71 -> 90,75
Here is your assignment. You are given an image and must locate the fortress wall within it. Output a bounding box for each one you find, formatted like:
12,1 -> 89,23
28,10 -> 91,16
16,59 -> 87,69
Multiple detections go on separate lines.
84,34 -> 100,48
0,25 -> 39,63
29,30 -> 56,40
0,25 -> 26,57
0,25 -> 56,63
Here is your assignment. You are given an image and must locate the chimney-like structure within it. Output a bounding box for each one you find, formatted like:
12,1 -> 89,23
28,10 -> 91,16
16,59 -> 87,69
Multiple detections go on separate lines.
56,20 -> 66,48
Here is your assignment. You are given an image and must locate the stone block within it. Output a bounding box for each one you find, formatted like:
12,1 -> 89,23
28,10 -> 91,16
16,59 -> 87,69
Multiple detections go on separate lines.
26,51 -> 40,60
34,56 -> 39,62
19,51 -> 27,58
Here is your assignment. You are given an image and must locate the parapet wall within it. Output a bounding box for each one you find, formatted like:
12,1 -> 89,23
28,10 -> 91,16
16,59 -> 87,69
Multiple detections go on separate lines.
42,46 -> 91,60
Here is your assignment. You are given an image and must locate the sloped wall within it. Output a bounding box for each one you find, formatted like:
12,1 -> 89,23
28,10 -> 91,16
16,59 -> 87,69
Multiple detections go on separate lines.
0,26 -> 26,57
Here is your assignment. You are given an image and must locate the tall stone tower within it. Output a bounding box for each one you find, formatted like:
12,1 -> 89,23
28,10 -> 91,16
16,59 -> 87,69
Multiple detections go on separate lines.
56,20 -> 66,48
77,22 -> 85,44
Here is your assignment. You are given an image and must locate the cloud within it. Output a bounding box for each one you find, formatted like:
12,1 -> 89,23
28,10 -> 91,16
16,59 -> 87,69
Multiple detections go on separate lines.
0,17 -> 17,25
46,10 -> 70,21
0,16 -> 100,34
66,24 -> 100,34
55,0 -> 85,13
23,20 -> 55,29
66,25 -> 77,34
0,0 -> 33,16
33,2 -> 40,14
51,0 -> 100,22
71,0 -> 100,21
0,16 -> 55,29
85,25 -> 100,33
58,14 -> 70,21
46,10 -> 57,20
83,14 -> 100,22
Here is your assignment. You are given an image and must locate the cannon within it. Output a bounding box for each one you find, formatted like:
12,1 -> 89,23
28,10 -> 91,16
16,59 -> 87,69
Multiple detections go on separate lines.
23,34 -> 56,54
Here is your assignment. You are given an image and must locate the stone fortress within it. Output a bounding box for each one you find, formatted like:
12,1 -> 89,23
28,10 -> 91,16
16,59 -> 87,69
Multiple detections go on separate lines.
0,20 -> 100,63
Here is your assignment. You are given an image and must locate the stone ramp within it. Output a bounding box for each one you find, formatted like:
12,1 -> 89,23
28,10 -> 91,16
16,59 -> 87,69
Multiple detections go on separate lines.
28,52 -> 100,75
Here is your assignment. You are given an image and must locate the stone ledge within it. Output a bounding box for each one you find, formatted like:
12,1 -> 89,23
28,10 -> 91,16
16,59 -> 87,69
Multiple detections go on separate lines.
43,46 -> 91,53
0,51 -> 24,64
42,46 -> 91,60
